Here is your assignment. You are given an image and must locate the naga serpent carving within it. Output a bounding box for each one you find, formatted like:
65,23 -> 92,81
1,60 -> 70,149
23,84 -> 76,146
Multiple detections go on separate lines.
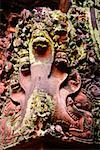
0,4 -> 99,149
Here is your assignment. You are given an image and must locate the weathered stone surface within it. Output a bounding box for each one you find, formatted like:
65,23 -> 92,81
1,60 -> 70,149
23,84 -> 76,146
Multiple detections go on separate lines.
0,1 -> 100,149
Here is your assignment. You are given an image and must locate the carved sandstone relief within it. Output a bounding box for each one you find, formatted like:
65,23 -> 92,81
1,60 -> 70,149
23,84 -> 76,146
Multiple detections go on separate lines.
0,5 -> 99,149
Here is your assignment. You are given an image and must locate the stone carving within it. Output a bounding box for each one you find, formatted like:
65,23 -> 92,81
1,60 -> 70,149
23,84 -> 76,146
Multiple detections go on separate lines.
0,5 -> 99,149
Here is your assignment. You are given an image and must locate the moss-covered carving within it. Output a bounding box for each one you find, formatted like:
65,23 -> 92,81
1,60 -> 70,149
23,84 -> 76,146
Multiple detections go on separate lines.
0,5 -> 99,149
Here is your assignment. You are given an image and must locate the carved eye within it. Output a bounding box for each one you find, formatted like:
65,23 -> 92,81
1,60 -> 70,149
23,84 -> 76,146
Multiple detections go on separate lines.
32,38 -> 49,56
